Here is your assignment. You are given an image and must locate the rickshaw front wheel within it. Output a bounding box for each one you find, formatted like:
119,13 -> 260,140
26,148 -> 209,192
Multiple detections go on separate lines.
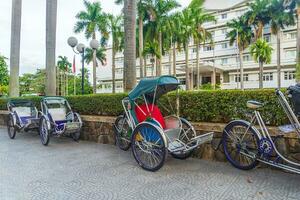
39,116 -> 50,146
131,122 -> 167,172
7,114 -> 16,139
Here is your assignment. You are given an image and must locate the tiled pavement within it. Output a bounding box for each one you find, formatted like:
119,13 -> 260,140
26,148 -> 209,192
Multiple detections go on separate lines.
0,127 -> 299,200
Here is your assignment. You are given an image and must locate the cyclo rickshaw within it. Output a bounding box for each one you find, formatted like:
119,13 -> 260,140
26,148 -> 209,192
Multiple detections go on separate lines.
7,99 -> 40,139
114,76 -> 214,171
39,97 -> 82,146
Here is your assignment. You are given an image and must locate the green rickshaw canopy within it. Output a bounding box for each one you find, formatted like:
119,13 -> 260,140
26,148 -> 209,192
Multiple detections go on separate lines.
128,76 -> 180,101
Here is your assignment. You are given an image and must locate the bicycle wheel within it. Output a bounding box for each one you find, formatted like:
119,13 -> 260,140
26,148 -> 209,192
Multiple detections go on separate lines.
7,114 -> 16,139
222,120 -> 259,170
171,119 -> 196,160
131,122 -> 166,172
71,113 -> 81,141
114,115 -> 131,151
39,116 -> 50,146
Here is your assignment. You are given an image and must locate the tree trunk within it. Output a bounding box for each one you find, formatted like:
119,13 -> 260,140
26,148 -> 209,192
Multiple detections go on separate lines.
124,0 -> 137,91
173,43 -> 176,77
138,16 -> 144,79
9,0 -> 22,97
45,0 -> 57,96
296,7 -> 300,83
157,31 -> 162,76
259,61 -> 263,89
239,50 -> 244,90
168,49 -> 172,75
144,58 -> 147,77
277,31 -> 281,88
92,33 -> 97,94
185,43 -> 190,90
112,46 -> 116,93
196,42 -> 200,89
66,72 -> 68,96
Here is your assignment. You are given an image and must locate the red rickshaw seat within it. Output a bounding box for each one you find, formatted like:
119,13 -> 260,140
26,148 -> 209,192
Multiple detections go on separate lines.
135,104 -> 166,129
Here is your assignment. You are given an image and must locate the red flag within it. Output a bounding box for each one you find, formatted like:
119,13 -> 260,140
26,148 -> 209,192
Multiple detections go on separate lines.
72,55 -> 76,73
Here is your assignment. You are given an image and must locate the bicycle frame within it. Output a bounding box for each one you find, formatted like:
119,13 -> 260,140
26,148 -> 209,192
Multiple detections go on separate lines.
239,90 -> 300,174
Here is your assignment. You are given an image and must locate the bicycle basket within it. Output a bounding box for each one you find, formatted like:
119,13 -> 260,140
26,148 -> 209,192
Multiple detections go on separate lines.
288,84 -> 300,117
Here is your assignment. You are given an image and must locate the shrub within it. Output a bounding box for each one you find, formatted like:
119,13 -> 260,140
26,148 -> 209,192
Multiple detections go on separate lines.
0,89 -> 290,126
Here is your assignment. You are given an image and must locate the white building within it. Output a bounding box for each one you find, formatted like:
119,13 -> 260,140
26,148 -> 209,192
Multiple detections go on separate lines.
96,0 -> 297,93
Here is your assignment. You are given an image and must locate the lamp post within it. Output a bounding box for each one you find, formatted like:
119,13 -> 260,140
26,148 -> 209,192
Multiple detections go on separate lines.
67,36 -> 99,95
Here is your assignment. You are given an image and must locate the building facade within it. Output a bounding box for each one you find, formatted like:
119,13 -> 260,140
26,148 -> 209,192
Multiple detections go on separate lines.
96,0 -> 297,93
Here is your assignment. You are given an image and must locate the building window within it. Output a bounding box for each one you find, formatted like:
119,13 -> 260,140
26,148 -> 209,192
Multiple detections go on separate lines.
204,46 -> 213,51
243,55 -> 251,61
285,32 -> 297,40
285,50 -> 296,59
263,73 -> 273,81
221,13 -> 227,19
264,35 -> 271,43
235,74 -> 249,82
221,58 -> 228,65
284,71 -> 295,80
221,42 -> 228,49
221,28 -> 227,34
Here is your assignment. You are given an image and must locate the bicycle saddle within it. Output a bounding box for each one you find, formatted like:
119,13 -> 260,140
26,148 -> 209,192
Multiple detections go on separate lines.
247,100 -> 264,109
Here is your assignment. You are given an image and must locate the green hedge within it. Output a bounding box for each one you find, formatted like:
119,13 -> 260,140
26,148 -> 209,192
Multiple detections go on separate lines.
0,89 -> 290,126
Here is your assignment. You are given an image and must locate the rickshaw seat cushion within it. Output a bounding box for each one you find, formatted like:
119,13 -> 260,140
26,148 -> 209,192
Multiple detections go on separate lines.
12,107 -> 32,117
135,104 -> 166,129
48,108 -> 67,121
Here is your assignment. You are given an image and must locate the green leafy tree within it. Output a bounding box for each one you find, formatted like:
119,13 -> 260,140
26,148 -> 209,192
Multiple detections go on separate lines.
143,41 -> 161,76
19,73 -> 35,94
74,0 -> 108,93
250,39 -> 273,89
227,16 -> 253,90
0,55 -> 9,86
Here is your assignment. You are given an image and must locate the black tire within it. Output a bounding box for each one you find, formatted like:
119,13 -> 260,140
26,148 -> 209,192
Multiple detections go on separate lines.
7,114 -> 16,139
131,122 -> 167,172
39,116 -> 50,146
71,113 -> 81,141
114,115 -> 131,151
222,121 -> 260,170
171,119 -> 196,160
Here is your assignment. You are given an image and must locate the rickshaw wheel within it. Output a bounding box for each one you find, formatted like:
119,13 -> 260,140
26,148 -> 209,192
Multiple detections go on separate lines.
71,113 -> 81,141
114,115 -> 131,151
39,116 -> 50,146
7,114 -> 16,139
131,122 -> 166,172
171,119 -> 196,160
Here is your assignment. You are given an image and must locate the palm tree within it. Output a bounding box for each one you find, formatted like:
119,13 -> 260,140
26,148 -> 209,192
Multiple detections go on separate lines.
9,0 -> 22,97
107,14 -> 124,93
285,0 -> 300,82
45,0 -> 58,96
246,0 -> 271,40
145,0 -> 180,76
57,56 -> 71,96
84,47 -> 106,66
250,39 -> 273,89
269,0 -> 295,88
123,0 -> 137,91
191,7 -> 215,89
143,41 -> 161,77
227,16 -> 253,90
74,0 -> 108,93
177,8 -> 194,90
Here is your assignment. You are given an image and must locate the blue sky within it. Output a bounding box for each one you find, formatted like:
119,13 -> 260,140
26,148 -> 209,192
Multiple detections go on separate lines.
0,0 -> 191,76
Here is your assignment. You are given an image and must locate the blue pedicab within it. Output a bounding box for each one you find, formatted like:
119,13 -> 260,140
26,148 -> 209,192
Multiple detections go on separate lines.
39,97 -> 82,146
114,76 -> 214,171
7,100 -> 40,139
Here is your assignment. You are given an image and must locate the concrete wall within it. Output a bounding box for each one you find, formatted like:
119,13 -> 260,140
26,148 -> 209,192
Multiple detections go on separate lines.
1,110 -> 299,163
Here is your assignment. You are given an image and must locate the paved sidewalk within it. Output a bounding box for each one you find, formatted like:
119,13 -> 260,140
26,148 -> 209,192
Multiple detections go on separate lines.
0,127 -> 299,200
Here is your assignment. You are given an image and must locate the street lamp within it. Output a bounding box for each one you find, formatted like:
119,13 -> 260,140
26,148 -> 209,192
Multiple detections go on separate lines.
67,36 -> 99,95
